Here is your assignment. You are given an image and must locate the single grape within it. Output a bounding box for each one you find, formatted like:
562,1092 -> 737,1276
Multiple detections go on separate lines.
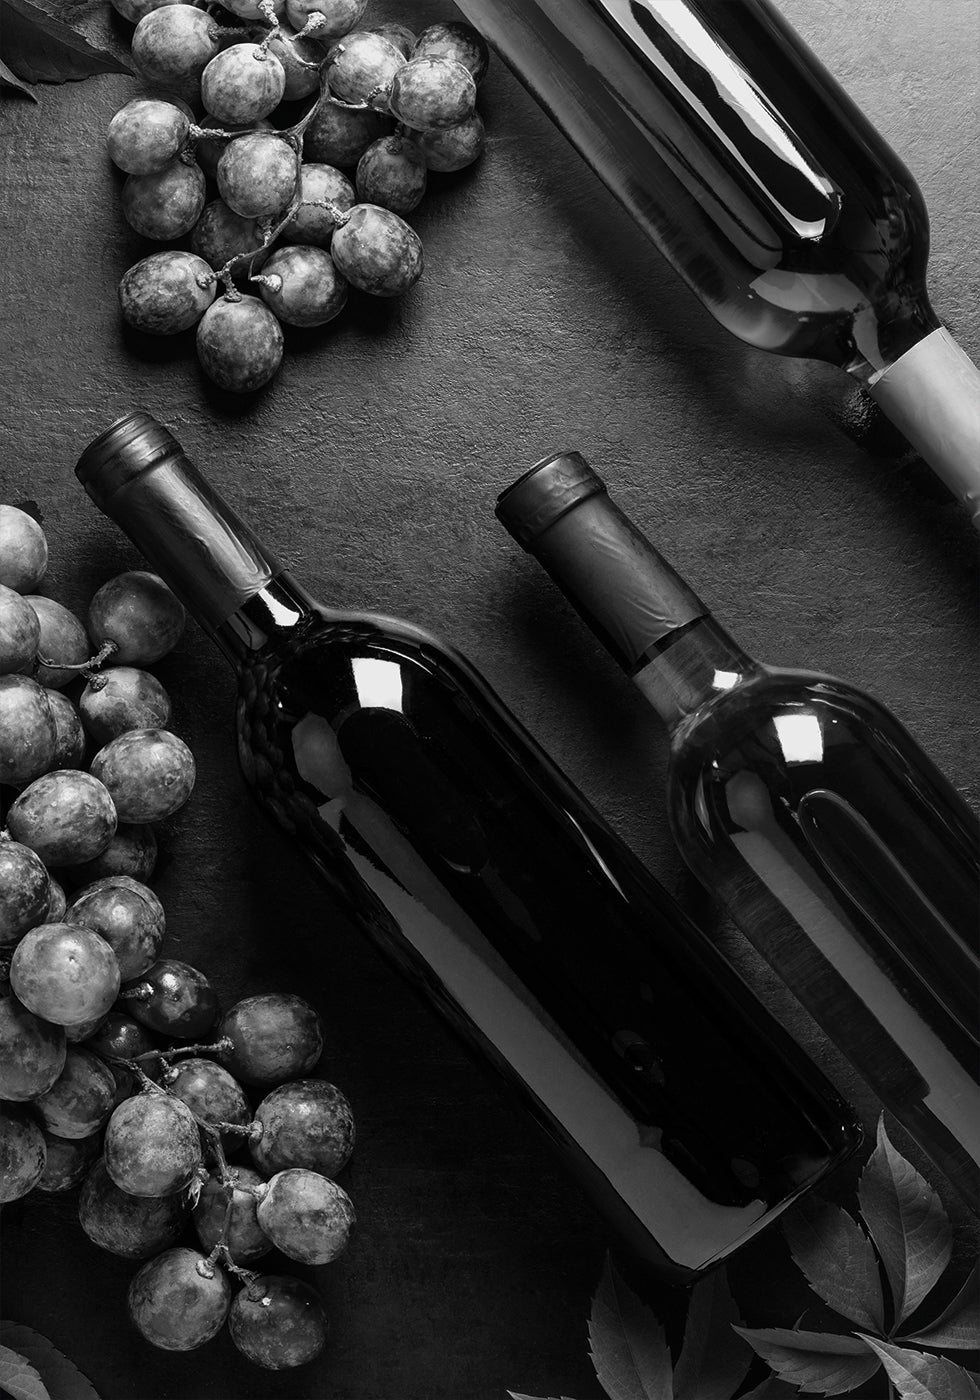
131,6 -> 222,89
217,132 -> 297,219
201,44 -> 286,126
303,89 -> 392,167
0,995 -> 66,1100
10,924 -> 121,1026
330,203 -> 423,297
356,134 -> 426,214
6,770 -> 117,865
85,1008 -> 159,1062
250,1078 -> 353,1177
190,200 -> 270,277
129,1248 -> 231,1351
267,24 -> 324,100
0,505 -> 47,593
79,666 -> 172,746
90,728 -> 195,823
196,295 -> 284,393
194,116 -> 274,182
122,160 -> 207,241
66,877 -> 165,981
0,674 -> 56,785
33,1046 -> 117,1138
122,958 -> 219,1039
192,1165 -> 272,1262
369,23 -> 415,60
79,1158 -> 190,1256
105,1090 -> 202,1196
255,1167 -> 354,1264
387,55 -> 476,131
108,98 -> 191,175
70,824 -> 158,885
35,1126 -> 101,1193
229,1275 -> 328,1369
119,251 -> 216,336
260,245 -> 348,327
411,20 -> 490,85
46,691 -> 87,769
163,1057 -> 251,1151
25,597 -> 90,689
0,1107 -> 47,1203
283,162 -> 354,249
0,840 -> 50,947
63,1011 -> 109,1043
42,876 -> 67,923
219,992 -> 323,1087
325,31 -> 404,106
0,583 -> 41,675
285,0 -> 366,43
87,570 -> 185,667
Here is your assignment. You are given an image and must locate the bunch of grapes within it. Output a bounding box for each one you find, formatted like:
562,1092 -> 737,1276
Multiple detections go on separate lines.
106,0 -> 491,393
1,504 -> 356,1369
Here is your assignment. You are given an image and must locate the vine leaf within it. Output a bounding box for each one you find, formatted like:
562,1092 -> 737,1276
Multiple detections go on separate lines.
733,1326 -> 881,1395
738,1382 -> 804,1400
671,1268 -> 752,1400
507,1393 -> 581,1399
0,54 -> 37,97
857,1117 -> 952,1328
783,1194 -> 886,1332
0,1346 -> 51,1400
856,1337 -> 980,1400
0,1324 -> 101,1400
903,1264 -> 980,1351
588,1258 -> 673,1400
0,0 -> 132,86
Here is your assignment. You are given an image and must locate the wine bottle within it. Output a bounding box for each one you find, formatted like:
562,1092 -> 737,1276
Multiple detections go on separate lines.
75,412 -> 858,1283
454,0 -> 980,526
496,451 -> 980,1211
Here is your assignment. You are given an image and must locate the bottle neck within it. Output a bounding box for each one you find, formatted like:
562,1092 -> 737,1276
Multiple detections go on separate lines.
211,571 -> 318,666
632,617 -> 756,732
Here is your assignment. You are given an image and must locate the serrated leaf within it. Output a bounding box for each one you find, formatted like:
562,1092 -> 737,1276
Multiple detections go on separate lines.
733,1326 -> 881,1396
0,54 -> 37,96
856,1337 -> 980,1400
0,1346 -> 51,1400
588,1258 -> 673,1400
903,1263 -> 980,1351
857,1117 -> 952,1327
671,1270 -> 752,1400
783,1194 -> 886,1332
0,0 -> 132,85
738,1382 -> 804,1400
507,1393 -> 580,1400
0,1325 -> 101,1400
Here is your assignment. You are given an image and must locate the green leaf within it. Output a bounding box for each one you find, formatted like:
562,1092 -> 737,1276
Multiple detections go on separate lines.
0,1346 -> 51,1400
0,53 -> 37,97
0,0 -> 132,85
738,1383 -> 804,1400
671,1270 -> 752,1400
507,1393 -> 582,1399
588,1258 -> 673,1400
856,1337 -> 980,1400
0,1325 -> 101,1400
857,1117 -> 952,1327
733,1326 -> 881,1395
903,1264 -> 980,1351
783,1194 -> 886,1331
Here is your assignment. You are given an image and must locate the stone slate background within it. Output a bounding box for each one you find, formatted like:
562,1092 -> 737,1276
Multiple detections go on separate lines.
0,1 -> 977,1397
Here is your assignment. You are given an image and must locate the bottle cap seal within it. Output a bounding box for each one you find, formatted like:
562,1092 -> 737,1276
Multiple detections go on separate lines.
75,412 -> 181,509
495,451 -> 605,547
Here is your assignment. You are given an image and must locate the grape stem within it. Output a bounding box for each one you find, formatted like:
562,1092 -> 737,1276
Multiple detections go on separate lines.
35,637 -> 118,684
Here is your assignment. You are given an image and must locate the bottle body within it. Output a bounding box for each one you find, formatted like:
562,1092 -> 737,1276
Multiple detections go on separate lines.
75,416 -> 859,1283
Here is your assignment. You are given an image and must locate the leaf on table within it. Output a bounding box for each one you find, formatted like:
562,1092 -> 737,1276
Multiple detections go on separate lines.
0,0 -> 132,86
0,1325 -> 101,1400
903,1263 -> 980,1351
671,1268 -> 752,1400
783,1194 -> 886,1332
733,1326 -> 881,1395
588,1257 -> 673,1400
507,1392 -> 583,1399
0,54 -> 37,97
738,1381 -> 805,1400
0,1346 -> 51,1400
856,1337 -> 980,1400
857,1117 -> 952,1328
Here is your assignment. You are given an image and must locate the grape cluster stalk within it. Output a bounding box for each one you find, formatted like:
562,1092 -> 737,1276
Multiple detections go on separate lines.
1,506 -> 355,1369
108,0 -> 492,391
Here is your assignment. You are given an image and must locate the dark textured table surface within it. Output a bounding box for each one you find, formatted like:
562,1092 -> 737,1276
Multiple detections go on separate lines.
1,2 -> 978,1397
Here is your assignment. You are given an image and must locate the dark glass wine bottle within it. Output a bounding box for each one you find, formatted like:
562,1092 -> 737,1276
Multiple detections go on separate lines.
454,0 -> 980,525
497,452 -> 980,1212
75,412 -> 858,1283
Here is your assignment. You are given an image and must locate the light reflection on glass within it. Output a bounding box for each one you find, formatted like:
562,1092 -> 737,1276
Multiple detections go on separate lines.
352,656 -> 404,712
773,712 -> 824,765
